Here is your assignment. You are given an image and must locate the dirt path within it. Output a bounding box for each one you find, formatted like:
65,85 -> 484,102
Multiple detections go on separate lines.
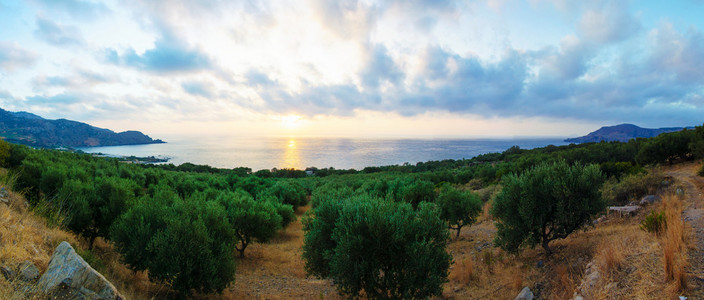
665,162 -> 704,297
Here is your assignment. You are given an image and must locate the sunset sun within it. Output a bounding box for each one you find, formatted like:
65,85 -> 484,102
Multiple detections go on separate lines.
280,114 -> 302,130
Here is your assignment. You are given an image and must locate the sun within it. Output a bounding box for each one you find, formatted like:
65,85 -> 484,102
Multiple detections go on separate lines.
280,114 -> 302,129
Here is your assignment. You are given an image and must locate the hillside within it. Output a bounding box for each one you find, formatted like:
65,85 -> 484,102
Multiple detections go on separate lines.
0,108 -> 164,148
565,124 -> 690,143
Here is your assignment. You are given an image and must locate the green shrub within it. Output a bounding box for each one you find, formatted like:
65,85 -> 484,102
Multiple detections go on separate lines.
0,139 -> 10,167
217,190 -> 282,257
491,160 -> 606,255
271,180 -> 308,209
111,196 -> 236,295
437,185 -> 482,238
401,179 -> 436,208
640,210 -> 666,234
302,196 -> 451,299
601,171 -> 662,205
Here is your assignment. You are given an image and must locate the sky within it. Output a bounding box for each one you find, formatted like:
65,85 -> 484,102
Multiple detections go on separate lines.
0,0 -> 703,138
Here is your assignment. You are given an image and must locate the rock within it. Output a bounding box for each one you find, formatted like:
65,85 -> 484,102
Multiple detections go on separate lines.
574,295 -> 584,300
676,187 -> 685,196
536,260 -> 544,268
0,187 -> 8,204
1,265 -> 16,280
639,195 -> 660,206
18,261 -> 40,282
36,241 -> 123,299
576,261 -> 600,297
515,286 -> 534,300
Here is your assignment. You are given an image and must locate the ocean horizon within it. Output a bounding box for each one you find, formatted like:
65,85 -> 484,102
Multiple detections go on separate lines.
78,135 -> 568,171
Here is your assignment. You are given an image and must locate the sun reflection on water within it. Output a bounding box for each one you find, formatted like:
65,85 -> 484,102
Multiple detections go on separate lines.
282,138 -> 301,169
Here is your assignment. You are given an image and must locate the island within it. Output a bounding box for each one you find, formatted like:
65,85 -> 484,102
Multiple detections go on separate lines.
565,123 -> 692,143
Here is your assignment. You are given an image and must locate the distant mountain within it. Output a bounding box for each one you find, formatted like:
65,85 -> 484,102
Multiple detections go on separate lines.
565,124 -> 692,143
0,108 -> 164,148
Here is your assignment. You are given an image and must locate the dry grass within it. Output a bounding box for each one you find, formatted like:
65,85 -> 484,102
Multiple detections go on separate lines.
450,256 -> 475,285
661,193 -> 688,292
597,237 -> 625,275
0,181 -> 80,298
222,206 -> 339,299
479,199 -> 493,222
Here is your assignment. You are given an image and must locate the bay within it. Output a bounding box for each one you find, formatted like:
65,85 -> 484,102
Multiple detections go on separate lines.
78,135 -> 568,171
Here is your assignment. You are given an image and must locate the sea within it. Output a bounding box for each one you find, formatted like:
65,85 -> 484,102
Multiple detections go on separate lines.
77,135 -> 568,171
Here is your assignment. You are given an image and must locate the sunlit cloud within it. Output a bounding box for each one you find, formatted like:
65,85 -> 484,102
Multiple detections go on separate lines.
0,0 -> 703,137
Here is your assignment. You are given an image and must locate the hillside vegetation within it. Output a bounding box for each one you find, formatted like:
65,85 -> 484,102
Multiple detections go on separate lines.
0,107 -> 164,148
0,124 -> 703,298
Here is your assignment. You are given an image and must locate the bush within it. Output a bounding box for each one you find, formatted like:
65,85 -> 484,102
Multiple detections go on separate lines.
491,160 -> 606,254
640,210 -> 666,235
217,190 -> 282,257
267,180 -> 307,210
436,186 -> 482,238
302,197 -> 451,299
111,195 -> 236,295
0,139 -> 10,167
601,171 -> 662,205
401,179 -> 436,208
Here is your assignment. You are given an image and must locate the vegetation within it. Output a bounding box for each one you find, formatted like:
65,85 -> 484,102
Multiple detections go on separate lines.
437,185 -> 482,238
640,210 -> 666,235
3,123 -> 704,296
491,160 -> 606,254
302,197 -> 451,299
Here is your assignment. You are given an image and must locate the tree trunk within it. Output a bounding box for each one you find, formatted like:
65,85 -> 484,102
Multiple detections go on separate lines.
237,240 -> 248,257
542,239 -> 552,256
89,235 -> 97,250
455,226 -> 462,239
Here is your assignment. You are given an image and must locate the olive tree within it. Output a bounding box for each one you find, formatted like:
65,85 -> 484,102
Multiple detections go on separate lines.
110,191 -> 236,295
491,160 -> 606,255
302,196 -> 451,299
217,190 -> 283,257
436,186 -> 482,238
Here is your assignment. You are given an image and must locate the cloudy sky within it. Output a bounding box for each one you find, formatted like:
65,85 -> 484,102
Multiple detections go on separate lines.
0,0 -> 703,138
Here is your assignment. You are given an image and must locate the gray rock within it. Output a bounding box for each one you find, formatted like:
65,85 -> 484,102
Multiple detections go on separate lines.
639,195 -> 660,206
574,295 -> 584,300
1,265 -> 16,280
515,286 -> 534,300
18,261 -> 40,282
0,187 -> 8,204
36,241 -> 123,300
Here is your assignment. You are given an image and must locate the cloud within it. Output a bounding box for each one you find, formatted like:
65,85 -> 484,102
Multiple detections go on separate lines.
402,47 -> 527,113
245,70 -> 277,87
360,44 -> 404,89
32,0 -> 109,20
182,81 -> 215,98
578,1 -> 640,44
649,23 -> 704,83
535,35 -> 596,80
32,69 -> 113,90
26,92 -> 89,105
106,33 -> 211,73
33,16 -> 84,46
0,42 -> 38,71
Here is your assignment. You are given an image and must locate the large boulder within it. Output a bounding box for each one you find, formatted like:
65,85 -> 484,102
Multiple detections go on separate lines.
36,241 -> 123,299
